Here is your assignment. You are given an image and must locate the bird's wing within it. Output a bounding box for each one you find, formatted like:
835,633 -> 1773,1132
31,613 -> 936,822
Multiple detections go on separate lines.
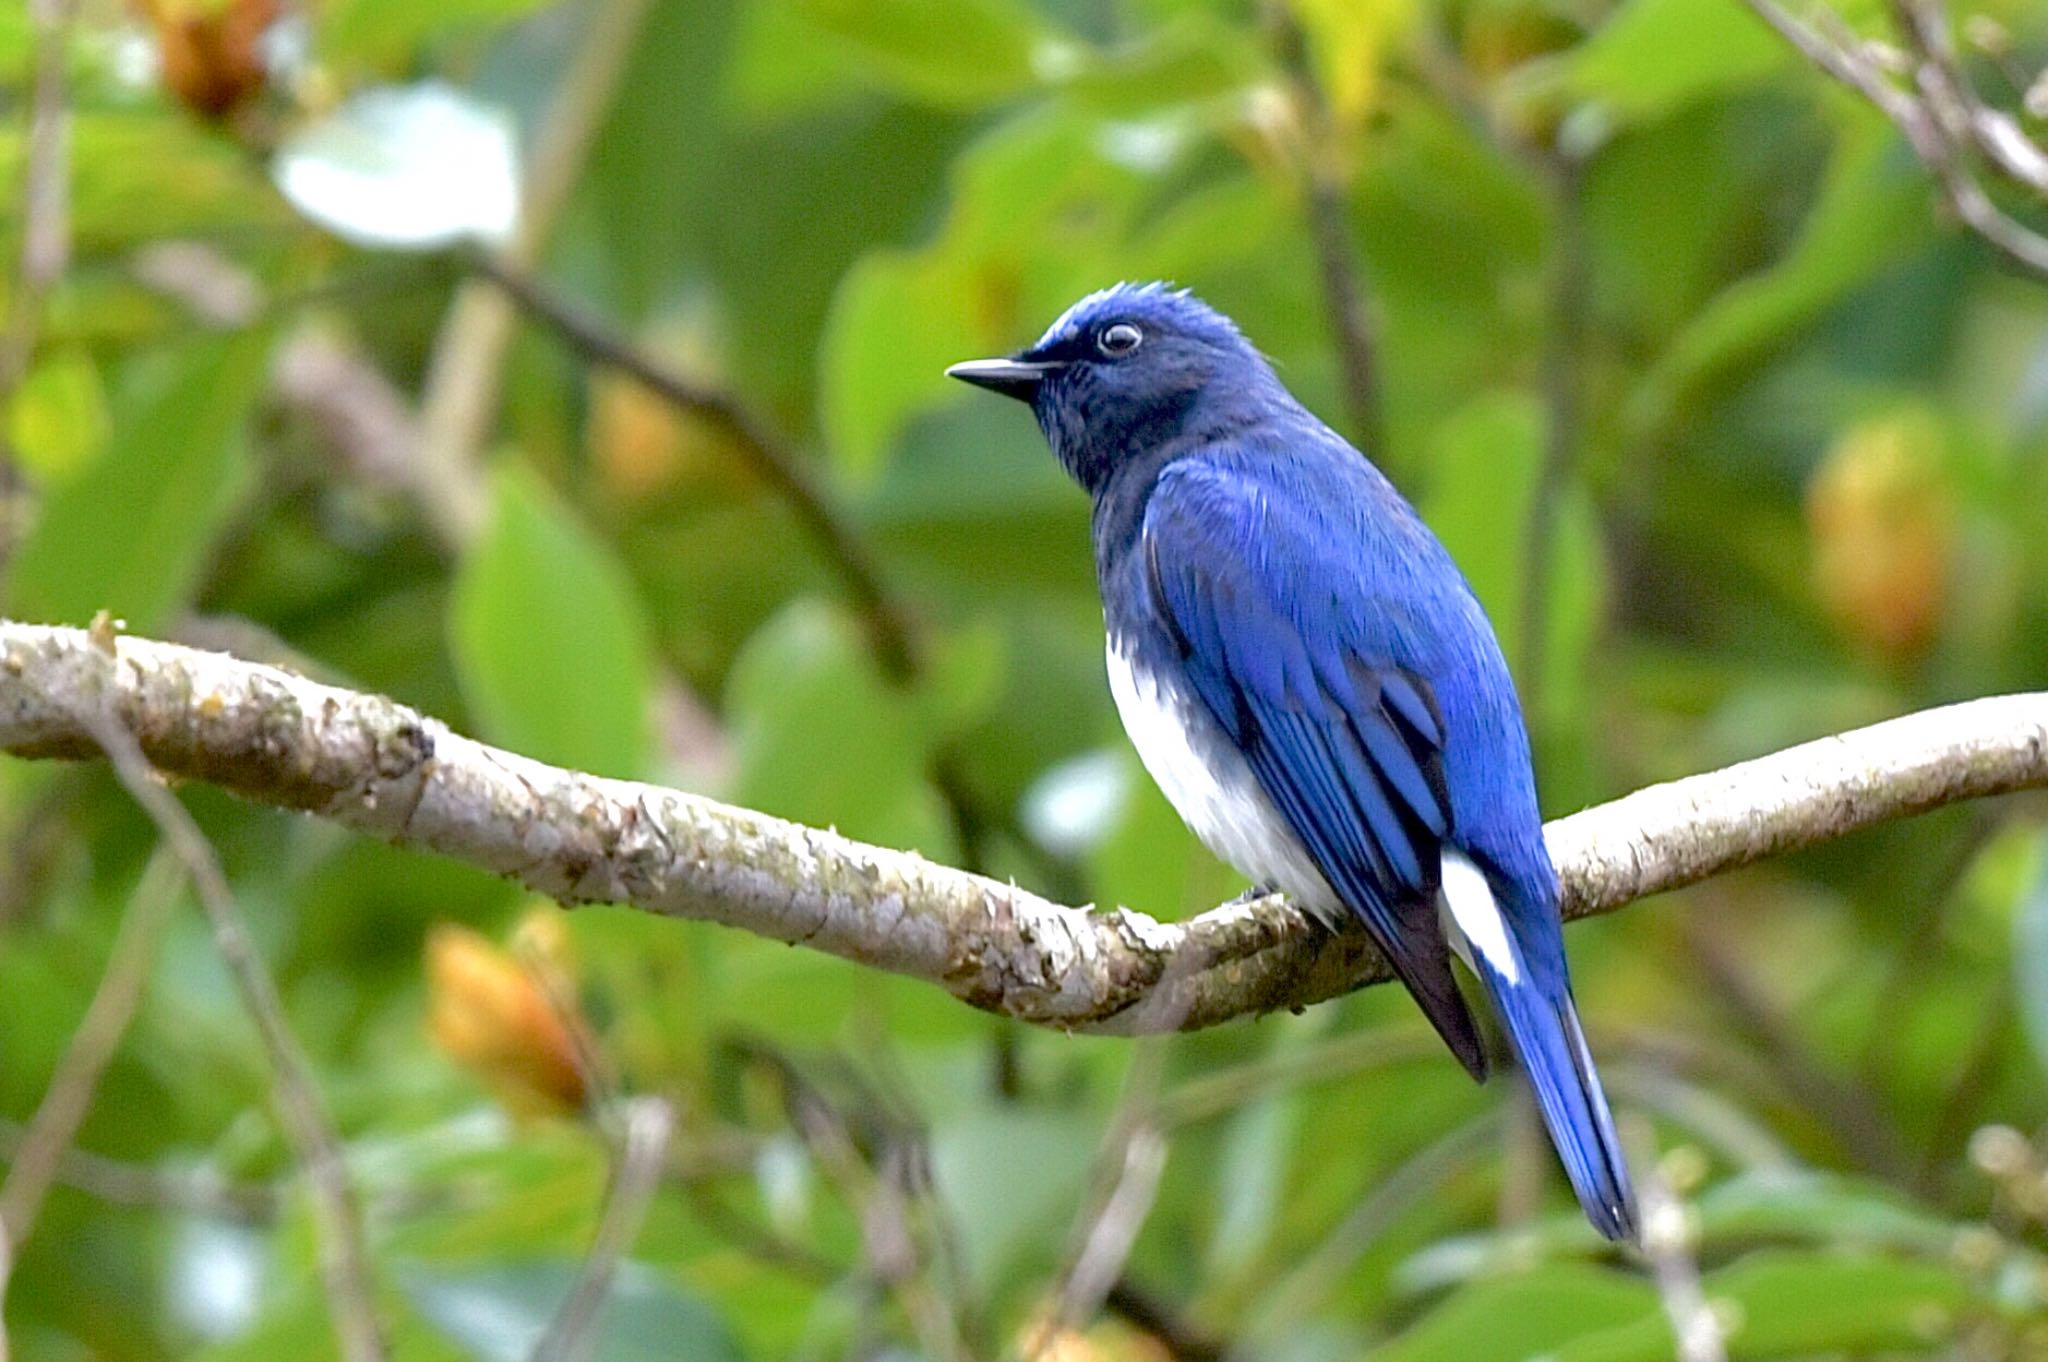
1141,462 -> 1487,1076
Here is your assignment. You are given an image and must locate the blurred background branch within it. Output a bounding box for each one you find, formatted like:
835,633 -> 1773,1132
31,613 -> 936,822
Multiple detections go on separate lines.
1744,0 -> 2048,275
0,846 -> 181,1351
1264,1 -> 1385,455
74,671 -> 386,1361
410,0 -> 652,546
467,252 -> 921,681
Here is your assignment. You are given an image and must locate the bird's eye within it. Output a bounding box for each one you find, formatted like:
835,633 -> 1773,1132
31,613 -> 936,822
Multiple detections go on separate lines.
1097,323 -> 1143,357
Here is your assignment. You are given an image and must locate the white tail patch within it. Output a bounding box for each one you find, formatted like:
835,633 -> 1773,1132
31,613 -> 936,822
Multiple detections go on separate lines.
1439,851 -> 1521,985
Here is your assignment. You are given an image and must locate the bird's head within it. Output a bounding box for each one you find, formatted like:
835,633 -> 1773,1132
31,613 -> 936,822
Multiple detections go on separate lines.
947,283 -> 1275,493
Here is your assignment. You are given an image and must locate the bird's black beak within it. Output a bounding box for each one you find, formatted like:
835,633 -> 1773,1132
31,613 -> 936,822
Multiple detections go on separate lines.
944,357 -> 1064,403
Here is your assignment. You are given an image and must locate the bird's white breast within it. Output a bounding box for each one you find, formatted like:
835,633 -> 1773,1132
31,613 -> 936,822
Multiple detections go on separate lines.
1105,638 -> 1343,925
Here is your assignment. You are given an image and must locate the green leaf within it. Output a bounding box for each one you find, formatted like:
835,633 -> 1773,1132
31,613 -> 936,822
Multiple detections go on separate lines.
1558,0 -> 1789,119
1420,392 -> 1605,745
928,1107 -> 1100,1287
449,468 -> 656,778
819,109 -> 1162,480
1558,1250 -> 1975,1361
1055,18 -> 1264,117
2011,831 -> 2048,1079
724,600 -> 953,859
1628,114 -> 1935,437
399,1259 -> 741,1362
1353,97 -> 1550,459
1090,750 -> 1227,919
912,619 -> 1008,740
783,0 -> 1060,107
6,345 -> 110,481
726,0 -> 869,117
1205,1088 -> 1298,1278
320,0 -> 559,72
1376,1263 -> 1658,1362
7,330 -> 268,632
1695,1170 -> 2000,1257
1421,394 -> 1544,660
197,1264 -> 476,1362
10,113 -> 289,252
820,251 -> 988,484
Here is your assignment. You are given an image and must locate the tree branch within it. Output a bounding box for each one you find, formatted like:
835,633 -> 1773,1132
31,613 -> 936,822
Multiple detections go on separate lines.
466,253 -> 920,681
1741,0 -> 2048,278
1,622 -> 2043,1035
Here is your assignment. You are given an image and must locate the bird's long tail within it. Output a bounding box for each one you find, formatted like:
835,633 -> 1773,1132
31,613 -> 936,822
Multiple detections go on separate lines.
1441,855 -> 1638,1242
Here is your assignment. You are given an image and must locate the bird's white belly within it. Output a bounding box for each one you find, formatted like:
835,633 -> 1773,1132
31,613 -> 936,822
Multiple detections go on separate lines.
1105,639 -> 1344,925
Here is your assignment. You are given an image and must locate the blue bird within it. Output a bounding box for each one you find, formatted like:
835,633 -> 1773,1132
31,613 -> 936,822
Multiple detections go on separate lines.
948,283 -> 1637,1241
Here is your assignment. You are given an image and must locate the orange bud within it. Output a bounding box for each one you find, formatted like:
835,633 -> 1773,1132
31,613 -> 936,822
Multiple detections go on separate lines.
426,921 -> 586,1117
587,322 -> 742,502
134,0 -> 280,120
589,372 -> 687,501
1806,411 -> 1955,660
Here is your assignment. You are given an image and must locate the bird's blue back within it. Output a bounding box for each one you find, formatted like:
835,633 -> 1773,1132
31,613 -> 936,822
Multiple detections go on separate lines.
1100,426 -> 1561,951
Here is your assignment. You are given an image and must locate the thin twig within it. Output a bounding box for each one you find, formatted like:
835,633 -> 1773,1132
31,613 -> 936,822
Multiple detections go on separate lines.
458,251 -> 1012,890
0,0 -> 80,507
1041,914 -> 1233,1347
1684,911 -> 1911,1180
1856,808 -> 2001,1087
0,1121 -> 278,1223
1629,1122 -> 1727,1362
459,252 -> 1006,893
679,1182 -> 840,1282
531,1096 -> 674,1362
1605,1064 -> 1801,1172
0,846 -> 182,1313
1045,1040 -> 1173,1347
1916,981 -> 2015,1194
1517,147 -> 1591,712
1,623 -> 2044,1034
1234,1114 -> 1503,1357
752,1047 -> 971,1362
1742,0 -> 2048,278
1049,1125 -> 1168,1347
1156,1030 -> 1441,1127
0,0 -> 76,390
69,647 -> 385,1362
1264,1 -> 1383,453
465,254 -> 921,681
128,237 -> 735,783
1890,0 -> 2048,193
513,932 -> 618,1119
412,0 -> 653,544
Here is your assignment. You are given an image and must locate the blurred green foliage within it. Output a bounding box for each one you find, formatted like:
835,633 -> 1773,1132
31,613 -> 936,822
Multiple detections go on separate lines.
2,0 -> 2047,1357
